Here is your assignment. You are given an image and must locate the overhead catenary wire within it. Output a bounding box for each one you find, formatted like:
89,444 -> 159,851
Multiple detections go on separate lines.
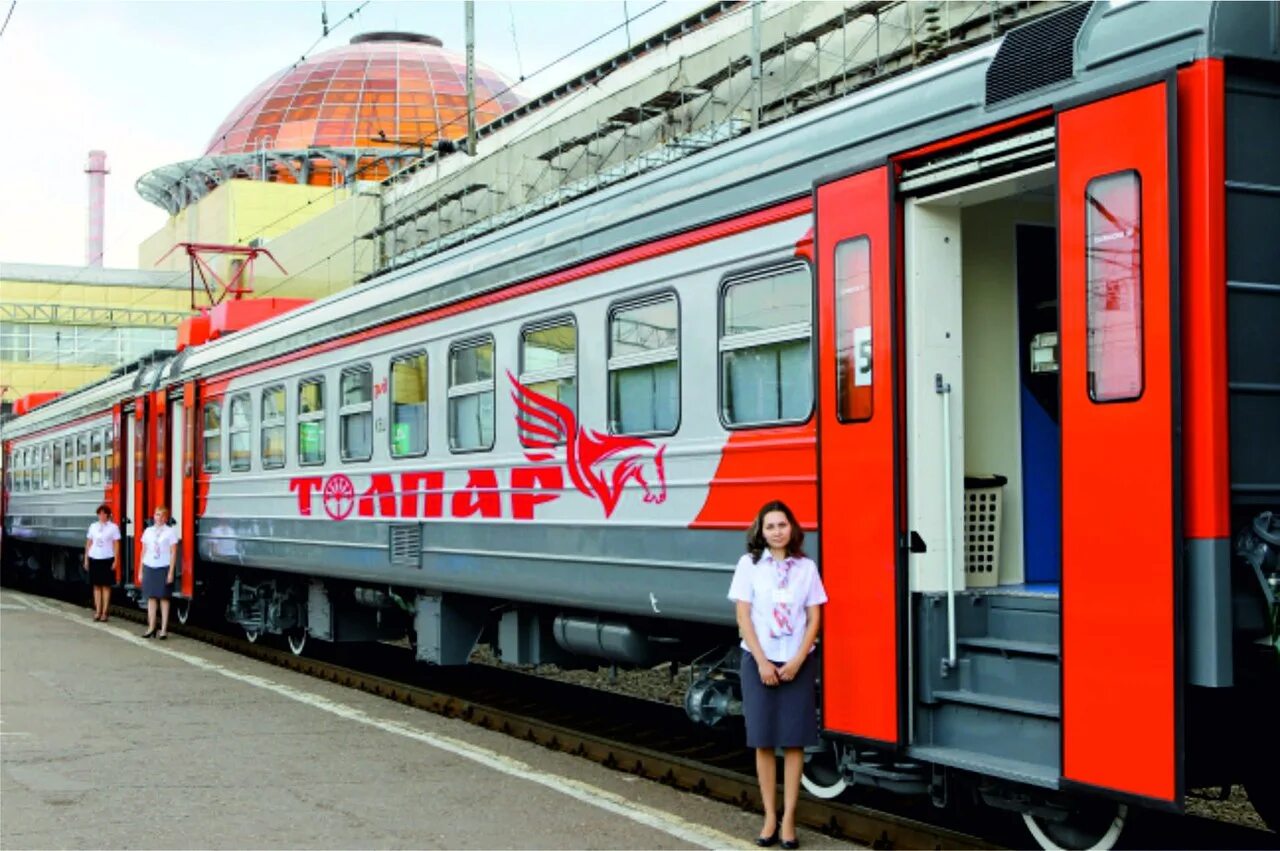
0,0 -> 17,40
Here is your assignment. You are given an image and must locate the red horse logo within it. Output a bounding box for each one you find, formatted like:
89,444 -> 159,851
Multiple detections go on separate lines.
509,372 -> 667,518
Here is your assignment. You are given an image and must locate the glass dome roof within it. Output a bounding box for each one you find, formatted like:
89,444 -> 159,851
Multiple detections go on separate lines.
207,32 -> 525,156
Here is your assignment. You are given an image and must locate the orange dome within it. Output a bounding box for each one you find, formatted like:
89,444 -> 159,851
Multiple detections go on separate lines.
208,32 -> 524,156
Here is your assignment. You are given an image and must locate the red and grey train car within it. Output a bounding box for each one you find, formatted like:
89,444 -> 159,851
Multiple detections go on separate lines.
4,3 -> 1278,845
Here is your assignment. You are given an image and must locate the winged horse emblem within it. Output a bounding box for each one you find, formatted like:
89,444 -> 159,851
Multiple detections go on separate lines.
508,372 -> 667,518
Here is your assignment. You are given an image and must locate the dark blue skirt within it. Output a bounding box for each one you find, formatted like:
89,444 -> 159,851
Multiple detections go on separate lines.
740,649 -> 819,749
141,566 -> 172,600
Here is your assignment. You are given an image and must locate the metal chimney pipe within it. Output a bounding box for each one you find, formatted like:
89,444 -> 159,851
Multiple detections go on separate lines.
85,150 -> 109,267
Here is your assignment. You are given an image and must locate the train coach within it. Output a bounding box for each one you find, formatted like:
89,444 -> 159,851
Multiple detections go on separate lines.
4,2 -> 1278,847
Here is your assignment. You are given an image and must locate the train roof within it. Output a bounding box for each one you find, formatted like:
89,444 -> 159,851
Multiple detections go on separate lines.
5,1 -> 1275,438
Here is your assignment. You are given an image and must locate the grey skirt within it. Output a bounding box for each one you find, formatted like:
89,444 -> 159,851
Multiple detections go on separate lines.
740,649 -> 820,749
141,566 -> 172,600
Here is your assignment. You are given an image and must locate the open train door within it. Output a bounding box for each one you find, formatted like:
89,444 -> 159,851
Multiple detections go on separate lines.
1057,80 -> 1181,805
815,164 -> 904,746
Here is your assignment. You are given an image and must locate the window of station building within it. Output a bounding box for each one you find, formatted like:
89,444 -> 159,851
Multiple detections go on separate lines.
228,394 -> 252,472
449,338 -> 495,452
63,437 -> 74,487
76,435 -> 88,486
720,265 -> 813,427
390,352 -> 428,458
608,295 -> 679,436
834,236 -> 873,422
202,401 -> 222,473
1086,171 -> 1144,403
52,441 -> 62,488
519,319 -> 577,445
261,385 -> 286,470
103,427 -> 114,485
90,431 -> 103,485
340,365 -> 374,462
298,378 -> 326,466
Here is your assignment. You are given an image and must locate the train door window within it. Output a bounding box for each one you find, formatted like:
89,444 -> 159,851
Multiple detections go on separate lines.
261,385 -> 286,469
52,441 -> 62,488
390,352 -> 428,458
448,337 -> 495,452
340,365 -> 374,462
298,377 -> 326,465
720,264 -> 813,426
76,435 -> 88,485
90,431 -> 103,485
103,427 -> 114,485
41,445 -> 51,490
519,319 -> 577,444
834,236 -> 873,422
1085,171 -> 1144,402
608,294 -> 679,435
228,394 -> 252,472
63,438 -> 74,486
202,401 -> 222,473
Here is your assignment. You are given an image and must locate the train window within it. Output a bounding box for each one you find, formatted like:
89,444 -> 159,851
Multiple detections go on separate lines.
449,337 -> 495,452
720,265 -> 813,427
77,435 -> 88,486
103,427 -> 113,485
390,352 -> 428,458
261,385 -> 286,470
298,377 -> 326,465
90,431 -> 103,485
52,441 -> 62,488
608,295 -> 679,435
14,449 -> 22,492
63,437 -> 74,487
41,445 -> 52,490
202,401 -> 222,473
340,365 -> 374,462
229,394 -> 252,472
519,319 -> 577,444
834,236 -> 873,422
1086,170 -> 1144,402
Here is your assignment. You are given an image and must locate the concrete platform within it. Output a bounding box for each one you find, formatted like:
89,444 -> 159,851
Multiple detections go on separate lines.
1,589 -> 861,850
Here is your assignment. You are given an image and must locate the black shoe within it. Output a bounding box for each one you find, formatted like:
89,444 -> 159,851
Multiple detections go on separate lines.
781,839 -> 799,850
755,831 -> 779,847
158,633 -> 168,640
142,629 -> 156,638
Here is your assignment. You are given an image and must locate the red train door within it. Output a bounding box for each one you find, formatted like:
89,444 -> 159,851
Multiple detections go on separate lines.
179,381 -> 197,598
130,396 -> 148,587
1058,80 -> 1181,804
815,165 -> 904,746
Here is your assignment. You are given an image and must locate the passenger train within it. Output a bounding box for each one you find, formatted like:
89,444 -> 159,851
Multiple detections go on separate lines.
4,3 -> 1278,847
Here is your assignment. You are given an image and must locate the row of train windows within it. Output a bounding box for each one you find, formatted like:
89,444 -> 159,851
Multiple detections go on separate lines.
8,427 -> 114,493
202,263 -> 814,472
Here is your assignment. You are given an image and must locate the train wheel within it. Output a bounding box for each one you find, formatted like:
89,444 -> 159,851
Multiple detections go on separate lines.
286,628 -> 308,657
1023,802 -> 1127,851
243,627 -> 260,643
175,598 -> 192,625
801,741 -> 849,799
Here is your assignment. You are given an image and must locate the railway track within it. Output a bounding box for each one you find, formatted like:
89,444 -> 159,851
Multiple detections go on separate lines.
13,585 -> 1279,851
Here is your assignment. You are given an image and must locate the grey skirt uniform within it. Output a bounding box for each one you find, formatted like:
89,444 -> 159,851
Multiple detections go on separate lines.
141,566 -> 172,600
739,650 -> 820,749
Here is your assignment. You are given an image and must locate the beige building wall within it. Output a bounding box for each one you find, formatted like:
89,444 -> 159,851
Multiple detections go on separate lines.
138,180 -> 377,301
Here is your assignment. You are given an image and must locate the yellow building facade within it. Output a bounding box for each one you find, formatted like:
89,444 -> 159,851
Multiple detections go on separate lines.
0,263 -> 193,404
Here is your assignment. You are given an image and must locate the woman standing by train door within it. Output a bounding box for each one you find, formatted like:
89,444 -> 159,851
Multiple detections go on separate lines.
729,500 -> 827,849
139,506 -> 179,639
83,504 -> 120,621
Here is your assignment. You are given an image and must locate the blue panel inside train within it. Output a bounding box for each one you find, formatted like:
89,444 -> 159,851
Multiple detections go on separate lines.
1016,225 -> 1061,585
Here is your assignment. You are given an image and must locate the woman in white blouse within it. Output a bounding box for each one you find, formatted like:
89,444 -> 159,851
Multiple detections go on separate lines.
728,500 -> 827,850
139,506 -> 180,639
83,504 -> 121,622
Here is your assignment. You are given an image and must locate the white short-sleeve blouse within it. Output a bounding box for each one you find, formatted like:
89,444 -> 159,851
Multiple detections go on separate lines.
727,551 -> 827,662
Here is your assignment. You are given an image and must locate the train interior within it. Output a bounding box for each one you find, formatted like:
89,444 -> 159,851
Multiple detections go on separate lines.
903,162 -> 1064,784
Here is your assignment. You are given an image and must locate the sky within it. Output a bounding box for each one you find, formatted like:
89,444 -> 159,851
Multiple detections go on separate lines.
0,0 -> 709,270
